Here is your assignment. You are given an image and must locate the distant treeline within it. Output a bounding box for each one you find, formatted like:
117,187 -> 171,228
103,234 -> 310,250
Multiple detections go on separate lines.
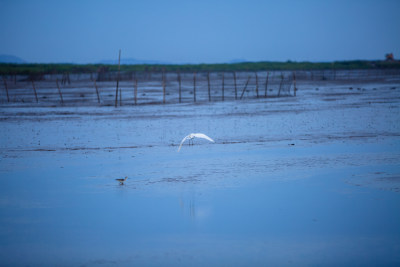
1,60 -> 399,76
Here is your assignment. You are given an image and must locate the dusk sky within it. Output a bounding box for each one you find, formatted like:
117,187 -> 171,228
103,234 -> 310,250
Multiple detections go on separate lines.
1,0 -> 399,64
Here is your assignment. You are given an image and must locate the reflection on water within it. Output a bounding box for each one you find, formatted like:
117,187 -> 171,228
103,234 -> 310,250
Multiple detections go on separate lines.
180,195 -> 196,219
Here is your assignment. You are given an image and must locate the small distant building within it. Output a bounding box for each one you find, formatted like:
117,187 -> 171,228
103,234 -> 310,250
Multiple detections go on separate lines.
385,53 -> 394,61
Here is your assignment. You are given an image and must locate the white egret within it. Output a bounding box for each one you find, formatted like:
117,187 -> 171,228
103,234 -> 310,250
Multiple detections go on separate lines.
116,176 -> 128,185
178,133 -> 215,152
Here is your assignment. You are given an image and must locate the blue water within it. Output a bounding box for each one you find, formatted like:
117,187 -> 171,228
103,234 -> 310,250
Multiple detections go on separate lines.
1,84 -> 400,266
1,139 -> 400,266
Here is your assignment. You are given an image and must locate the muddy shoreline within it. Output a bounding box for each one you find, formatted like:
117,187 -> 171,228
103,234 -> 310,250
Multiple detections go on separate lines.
1,74 -> 400,266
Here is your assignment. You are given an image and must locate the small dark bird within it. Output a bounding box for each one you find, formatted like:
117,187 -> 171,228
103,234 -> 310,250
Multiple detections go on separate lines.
116,176 -> 128,185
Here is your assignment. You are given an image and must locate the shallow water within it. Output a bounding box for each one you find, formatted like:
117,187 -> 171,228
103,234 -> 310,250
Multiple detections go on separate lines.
1,82 -> 400,266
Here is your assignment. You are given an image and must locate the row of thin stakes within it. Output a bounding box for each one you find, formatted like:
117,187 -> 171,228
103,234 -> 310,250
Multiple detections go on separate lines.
2,76 -> 65,104
113,71 -> 297,107
1,71 -> 297,105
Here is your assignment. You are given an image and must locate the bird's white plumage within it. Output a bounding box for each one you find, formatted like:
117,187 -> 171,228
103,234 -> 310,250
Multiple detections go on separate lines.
178,133 -> 214,151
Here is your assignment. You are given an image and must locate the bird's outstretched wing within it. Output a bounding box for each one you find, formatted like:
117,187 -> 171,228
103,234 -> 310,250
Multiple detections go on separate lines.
177,134 -> 191,152
193,133 -> 215,142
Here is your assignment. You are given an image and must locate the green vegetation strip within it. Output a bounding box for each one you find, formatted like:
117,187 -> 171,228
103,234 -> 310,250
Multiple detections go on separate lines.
1,60 -> 399,76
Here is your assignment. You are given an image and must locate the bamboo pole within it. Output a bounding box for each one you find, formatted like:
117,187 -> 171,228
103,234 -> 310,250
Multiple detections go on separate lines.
56,78 -> 64,104
233,72 -> 237,100
162,70 -> 166,104
193,72 -> 196,102
278,73 -> 284,97
115,49 -> 121,107
332,63 -> 336,80
240,76 -> 251,100
221,72 -> 225,101
293,72 -> 297,97
265,71 -> 269,97
207,72 -> 211,101
94,80 -> 100,103
255,72 -> 259,98
119,86 -> 122,106
134,78 -> 138,105
3,77 -> 9,102
177,71 -> 182,103
31,80 -> 38,103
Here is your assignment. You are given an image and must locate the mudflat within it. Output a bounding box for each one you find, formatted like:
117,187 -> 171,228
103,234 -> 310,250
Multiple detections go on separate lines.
0,76 -> 400,266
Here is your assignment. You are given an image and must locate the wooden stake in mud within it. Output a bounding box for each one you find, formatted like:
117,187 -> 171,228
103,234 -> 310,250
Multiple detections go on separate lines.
162,70 -> 166,104
134,78 -> 138,105
193,72 -> 196,102
119,86 -> 122,106
222,72 -> 225,101
31,80 -> 38,103
207,72 -> 211,101
255,72 -> 259,98
278,73 -> 284,97
177,71 -> 182,103
115,49 -> 121,107
3,77 -> 9,102
233,72 -> 238,100
265,71 -> 269,97
56,78 -> 64,104
94,80 -> 100,103
293,72 -> 297,97
240,76 -> 251,100
332,63 -> 336,80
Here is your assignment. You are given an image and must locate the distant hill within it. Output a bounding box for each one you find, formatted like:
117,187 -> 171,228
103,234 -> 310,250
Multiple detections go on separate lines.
0,54 -> 26,63
99,58 -> 171,65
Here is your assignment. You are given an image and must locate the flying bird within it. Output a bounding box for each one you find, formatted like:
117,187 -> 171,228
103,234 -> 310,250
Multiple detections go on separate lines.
178,133 -> 215,152
116,176 -> 128,185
